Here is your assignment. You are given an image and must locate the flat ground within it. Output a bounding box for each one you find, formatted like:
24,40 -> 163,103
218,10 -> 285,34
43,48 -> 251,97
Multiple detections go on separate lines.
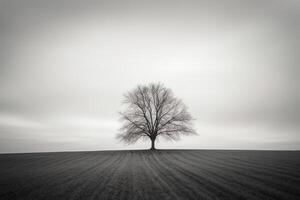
0,150 -> 300,200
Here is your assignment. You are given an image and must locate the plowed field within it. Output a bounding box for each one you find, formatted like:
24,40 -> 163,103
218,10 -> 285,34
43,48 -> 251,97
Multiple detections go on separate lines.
1,150 -> 299,200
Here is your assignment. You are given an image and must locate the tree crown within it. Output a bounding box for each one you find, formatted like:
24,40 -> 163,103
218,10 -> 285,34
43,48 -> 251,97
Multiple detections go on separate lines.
118,83 -> 197,145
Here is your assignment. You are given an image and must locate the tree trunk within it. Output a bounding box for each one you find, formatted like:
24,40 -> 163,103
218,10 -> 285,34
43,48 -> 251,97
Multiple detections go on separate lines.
150,138 -> 156,150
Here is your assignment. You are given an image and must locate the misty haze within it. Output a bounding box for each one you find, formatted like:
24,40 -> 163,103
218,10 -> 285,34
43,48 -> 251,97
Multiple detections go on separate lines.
0,0 -> 299,199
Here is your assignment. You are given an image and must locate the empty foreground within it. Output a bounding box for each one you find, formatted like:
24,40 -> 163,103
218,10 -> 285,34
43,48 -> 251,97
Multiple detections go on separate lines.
0,150 -> 300,200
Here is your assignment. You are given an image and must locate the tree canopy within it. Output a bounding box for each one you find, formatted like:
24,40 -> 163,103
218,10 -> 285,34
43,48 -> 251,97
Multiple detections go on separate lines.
118,83 -> 196,150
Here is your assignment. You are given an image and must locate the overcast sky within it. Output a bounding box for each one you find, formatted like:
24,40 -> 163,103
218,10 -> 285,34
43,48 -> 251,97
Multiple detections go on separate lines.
0,0 -> 299,153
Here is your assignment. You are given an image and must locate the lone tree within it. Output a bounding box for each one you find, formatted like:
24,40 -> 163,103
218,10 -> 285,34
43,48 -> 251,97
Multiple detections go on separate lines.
118,83 -> 196,150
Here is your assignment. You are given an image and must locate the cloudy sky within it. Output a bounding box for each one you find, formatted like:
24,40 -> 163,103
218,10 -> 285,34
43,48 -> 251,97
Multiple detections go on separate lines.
0,0 -> 299,153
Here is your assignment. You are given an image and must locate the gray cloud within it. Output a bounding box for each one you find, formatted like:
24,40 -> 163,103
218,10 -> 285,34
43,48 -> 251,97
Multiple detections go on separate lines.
0,0 -> 299,153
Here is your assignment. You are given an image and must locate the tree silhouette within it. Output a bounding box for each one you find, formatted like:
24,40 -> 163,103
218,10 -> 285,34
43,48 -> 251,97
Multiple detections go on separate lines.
118,83 -> 196,150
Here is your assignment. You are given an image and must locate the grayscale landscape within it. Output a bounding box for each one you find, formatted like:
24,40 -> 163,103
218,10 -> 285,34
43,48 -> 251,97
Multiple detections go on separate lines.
1,0 -> 299,199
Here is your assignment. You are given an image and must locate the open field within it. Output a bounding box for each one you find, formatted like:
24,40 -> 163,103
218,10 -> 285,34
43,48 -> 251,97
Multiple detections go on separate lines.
0,150 -> 300,200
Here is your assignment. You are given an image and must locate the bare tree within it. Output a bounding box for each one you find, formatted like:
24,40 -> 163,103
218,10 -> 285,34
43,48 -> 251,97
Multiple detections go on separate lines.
118,83 -> 197,150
